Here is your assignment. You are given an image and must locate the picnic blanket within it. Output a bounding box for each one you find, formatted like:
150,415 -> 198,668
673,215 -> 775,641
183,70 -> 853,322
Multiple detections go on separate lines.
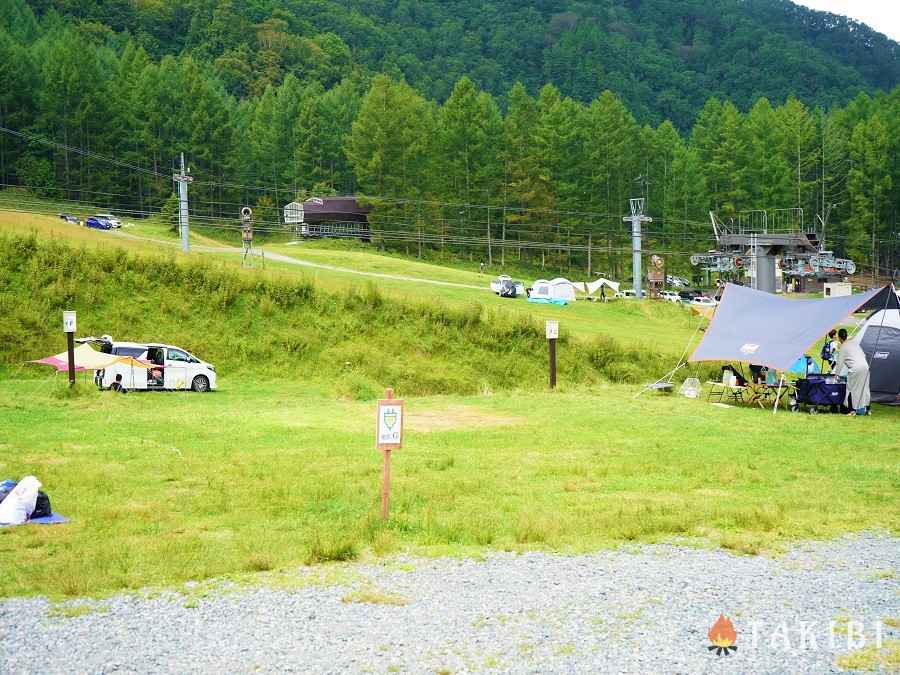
0,513 -> 69,527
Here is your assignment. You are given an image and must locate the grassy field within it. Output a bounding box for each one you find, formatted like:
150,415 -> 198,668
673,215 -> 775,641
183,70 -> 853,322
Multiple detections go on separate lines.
3,202 -> 896,603
1,377 -> 897,598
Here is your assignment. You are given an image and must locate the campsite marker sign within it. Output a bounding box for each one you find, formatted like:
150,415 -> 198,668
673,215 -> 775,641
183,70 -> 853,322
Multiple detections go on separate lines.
546,320 -> 558,389
376,388 -> 404,519
62,310 -> 76,386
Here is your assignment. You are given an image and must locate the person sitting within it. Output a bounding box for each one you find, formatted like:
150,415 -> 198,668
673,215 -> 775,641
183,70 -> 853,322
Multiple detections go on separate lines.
110,374 -> 127,393
834,328 -> 870,416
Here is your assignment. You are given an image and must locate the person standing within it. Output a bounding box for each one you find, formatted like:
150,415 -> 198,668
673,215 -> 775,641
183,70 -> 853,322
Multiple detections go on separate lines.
820,329 -> 838,372
834,328 -> 870,416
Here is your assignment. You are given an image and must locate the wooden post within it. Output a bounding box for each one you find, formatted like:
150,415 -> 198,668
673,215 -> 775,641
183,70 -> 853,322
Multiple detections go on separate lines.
382,387 -> 393,519
549,338 -> 557,389
587,232 -> 592,278
376,387 -> 403,520
63,310 -> 76,387
66,331 -> 76,387
381,447 -> 391,519
501,220 -> 506,267
546,321 -> 558,389
487,206 -> 492,266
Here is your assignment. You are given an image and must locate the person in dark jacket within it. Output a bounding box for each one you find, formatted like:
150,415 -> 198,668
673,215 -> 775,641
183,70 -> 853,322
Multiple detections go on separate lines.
110,374 -> 127,393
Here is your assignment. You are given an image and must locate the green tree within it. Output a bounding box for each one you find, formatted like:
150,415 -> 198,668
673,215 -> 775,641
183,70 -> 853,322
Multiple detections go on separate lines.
0,30 -> 38,184
744,98 -> 792,209
435,76 -> 503,205
774,97 -> 817,211
344,74 -> 432,198
846,114 -> 892,267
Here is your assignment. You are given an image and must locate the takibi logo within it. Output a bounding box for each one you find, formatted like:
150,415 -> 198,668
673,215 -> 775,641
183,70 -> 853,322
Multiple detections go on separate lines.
708,614 -> 738,656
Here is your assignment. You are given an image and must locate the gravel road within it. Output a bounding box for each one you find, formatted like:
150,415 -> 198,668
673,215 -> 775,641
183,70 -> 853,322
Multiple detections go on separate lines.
1,532 -> 897,674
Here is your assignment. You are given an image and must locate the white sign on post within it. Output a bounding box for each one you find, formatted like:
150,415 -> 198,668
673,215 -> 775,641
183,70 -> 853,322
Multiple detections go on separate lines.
63,311 -> 77,333
376,400 -> 404,449
545,320 -> 559,340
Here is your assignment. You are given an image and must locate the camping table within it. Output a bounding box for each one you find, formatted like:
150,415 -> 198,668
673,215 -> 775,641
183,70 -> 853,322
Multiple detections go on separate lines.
745,382 -> 789,409
706,381 -> 746,404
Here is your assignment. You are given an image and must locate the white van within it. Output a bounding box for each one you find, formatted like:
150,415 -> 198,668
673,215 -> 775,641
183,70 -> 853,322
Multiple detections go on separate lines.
91,340 -> 217,392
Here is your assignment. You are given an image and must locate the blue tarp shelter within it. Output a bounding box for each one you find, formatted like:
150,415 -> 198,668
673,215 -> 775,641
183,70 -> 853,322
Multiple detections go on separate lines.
688,283 -> 894,372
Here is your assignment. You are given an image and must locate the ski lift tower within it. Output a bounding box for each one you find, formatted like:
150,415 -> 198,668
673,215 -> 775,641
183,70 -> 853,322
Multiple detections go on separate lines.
624,198 -> 652,300
707,209 -> 819,293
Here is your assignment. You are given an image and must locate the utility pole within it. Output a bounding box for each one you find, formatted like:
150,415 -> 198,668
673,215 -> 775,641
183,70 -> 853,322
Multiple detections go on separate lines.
487,206 -> 493,266
587,232 -> 592,278
624,198 -> 652,299
173,153 -> 193,253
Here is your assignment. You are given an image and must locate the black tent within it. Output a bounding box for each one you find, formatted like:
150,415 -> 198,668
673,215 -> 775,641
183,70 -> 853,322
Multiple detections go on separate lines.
856,284 -> 900,405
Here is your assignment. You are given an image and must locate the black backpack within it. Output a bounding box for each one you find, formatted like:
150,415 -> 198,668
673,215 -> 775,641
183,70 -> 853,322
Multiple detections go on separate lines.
0,482 -> 52,519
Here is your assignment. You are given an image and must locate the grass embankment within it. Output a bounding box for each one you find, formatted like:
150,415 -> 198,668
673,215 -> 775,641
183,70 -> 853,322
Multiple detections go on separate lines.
0,205 -> 701,350
0,233 -> 693,393
0,379 -> 897,598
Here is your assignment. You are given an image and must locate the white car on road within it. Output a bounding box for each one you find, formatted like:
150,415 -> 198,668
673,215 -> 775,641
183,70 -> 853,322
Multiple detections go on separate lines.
690,296 -> 718,308
94,213 -> 123,228
659,290 -> 681,303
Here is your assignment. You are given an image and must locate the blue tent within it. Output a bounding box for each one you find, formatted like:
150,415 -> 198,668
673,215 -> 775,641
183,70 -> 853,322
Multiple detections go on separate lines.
689,283 -> 890,372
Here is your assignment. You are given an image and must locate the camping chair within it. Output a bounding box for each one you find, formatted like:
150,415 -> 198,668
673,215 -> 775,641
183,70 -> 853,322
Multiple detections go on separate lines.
706,366 -> 746,404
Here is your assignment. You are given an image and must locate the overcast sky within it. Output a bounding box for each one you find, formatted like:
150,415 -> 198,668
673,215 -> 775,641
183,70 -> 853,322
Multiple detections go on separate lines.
792,1 -> 900,41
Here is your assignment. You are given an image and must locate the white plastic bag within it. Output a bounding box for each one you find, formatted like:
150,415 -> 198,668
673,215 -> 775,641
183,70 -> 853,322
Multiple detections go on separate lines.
0,476 -> 42,525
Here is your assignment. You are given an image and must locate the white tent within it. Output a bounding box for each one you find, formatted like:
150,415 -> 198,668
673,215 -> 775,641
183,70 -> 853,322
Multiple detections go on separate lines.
549,278 -> 577,301
585,278 -> 620,296
529,278 -> 577,304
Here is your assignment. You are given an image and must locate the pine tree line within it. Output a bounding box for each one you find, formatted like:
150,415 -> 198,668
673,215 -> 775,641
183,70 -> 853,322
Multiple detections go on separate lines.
1,3 -> 898,273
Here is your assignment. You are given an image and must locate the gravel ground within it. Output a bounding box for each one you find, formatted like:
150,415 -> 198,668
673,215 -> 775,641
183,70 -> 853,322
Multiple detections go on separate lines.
1,532 -> 898,674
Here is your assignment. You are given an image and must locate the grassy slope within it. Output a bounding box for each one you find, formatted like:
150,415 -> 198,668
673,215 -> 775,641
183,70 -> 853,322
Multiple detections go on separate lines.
0,207 -> 699,353
1,232 -> 682,393
0,378 -> 897,598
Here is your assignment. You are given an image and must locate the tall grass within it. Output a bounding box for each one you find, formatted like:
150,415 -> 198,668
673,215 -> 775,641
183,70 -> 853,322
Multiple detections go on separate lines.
0,233 -> 681,395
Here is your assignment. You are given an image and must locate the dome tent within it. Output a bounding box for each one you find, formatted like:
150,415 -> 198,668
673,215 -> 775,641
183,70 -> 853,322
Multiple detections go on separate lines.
528,278 -> 577,305
857,307 -> 900,405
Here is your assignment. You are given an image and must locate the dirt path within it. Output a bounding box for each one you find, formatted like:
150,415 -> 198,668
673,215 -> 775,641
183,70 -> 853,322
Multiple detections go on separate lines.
110,229 -> 485,291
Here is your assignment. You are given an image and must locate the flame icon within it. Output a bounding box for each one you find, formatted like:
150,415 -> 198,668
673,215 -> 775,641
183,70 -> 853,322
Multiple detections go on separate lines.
707,614 -> 738,656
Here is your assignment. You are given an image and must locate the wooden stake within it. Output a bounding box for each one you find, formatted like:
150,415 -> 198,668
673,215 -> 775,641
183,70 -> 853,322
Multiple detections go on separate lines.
549,338 -> 557,389
381,447 -> 391,520
66,331 -> 75,387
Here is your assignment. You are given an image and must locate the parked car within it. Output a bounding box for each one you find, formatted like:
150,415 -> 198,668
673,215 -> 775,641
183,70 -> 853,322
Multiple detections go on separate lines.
615,288 -> 638,299
85,216 -> 112,230
659,290 -> 681,303
678,289 -> 703,304
489,275 -> 525,297
666,275 -> 690,289
79,337 -> 217,392
94,213 -> 122,228
58,213 -> 80,224
690,295 -> 718,308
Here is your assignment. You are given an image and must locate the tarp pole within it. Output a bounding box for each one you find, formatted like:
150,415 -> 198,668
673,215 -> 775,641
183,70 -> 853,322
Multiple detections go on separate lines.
772,374 -> 785,415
